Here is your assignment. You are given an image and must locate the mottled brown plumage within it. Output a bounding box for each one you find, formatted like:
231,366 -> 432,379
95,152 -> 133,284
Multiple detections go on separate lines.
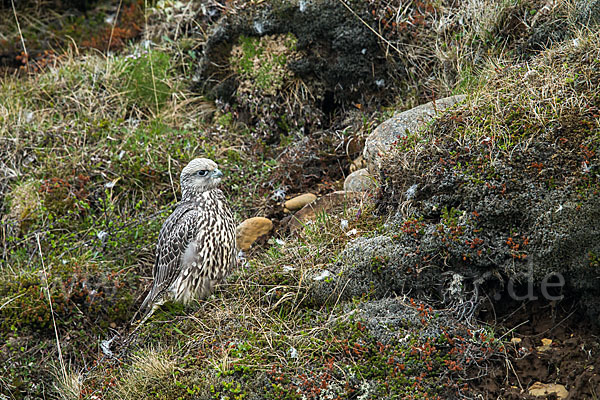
138,158 -> 236,320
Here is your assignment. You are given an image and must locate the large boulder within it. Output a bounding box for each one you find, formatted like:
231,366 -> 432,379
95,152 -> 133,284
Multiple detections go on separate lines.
363,95 -> 466,173
195,0 -> 395,114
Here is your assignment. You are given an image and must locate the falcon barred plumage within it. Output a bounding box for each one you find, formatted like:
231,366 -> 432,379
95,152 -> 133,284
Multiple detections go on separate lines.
138,158 -> 236,320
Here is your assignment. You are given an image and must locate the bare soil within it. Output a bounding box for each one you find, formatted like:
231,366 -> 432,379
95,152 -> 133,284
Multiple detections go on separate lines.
473,299 -> 600,399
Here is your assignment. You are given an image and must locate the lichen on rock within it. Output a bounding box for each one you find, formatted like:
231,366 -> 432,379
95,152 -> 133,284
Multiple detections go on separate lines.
230,33 -> 298,97
194,0 -> 396,143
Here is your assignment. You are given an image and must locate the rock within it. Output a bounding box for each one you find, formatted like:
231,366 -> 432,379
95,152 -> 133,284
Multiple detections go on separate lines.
349,155 -> 367,173
528,382 -> 568,399
288,191 -> 367,232
363,95 -> 466,173
536,338 -> 554,352
344,168 -> 374,192
284,193 -> 317,211
236,217 -> 273,251
195,0 -> 395,115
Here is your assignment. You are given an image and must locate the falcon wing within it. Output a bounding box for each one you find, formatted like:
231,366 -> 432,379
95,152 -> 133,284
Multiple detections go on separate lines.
139,202 -> 202,314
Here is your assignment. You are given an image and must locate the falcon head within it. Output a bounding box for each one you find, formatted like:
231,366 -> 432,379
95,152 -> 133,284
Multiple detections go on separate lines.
180,158 -> 224,197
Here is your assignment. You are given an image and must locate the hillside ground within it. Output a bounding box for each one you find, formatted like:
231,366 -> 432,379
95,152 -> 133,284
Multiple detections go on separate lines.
1,0 -> 599,399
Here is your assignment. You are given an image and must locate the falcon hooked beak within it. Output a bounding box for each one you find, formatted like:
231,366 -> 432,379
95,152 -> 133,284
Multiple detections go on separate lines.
210,168 -> 223,186
211,169 -> 223,179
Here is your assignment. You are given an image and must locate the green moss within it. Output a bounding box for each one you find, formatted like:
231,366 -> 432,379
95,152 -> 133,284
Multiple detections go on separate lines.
230,34 -> 297,96
121,50 -> 176,112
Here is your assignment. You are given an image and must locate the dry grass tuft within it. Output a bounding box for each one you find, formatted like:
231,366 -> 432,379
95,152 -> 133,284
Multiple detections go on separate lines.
113,348 -> 178,400
4,179 -> 41,228
53,369 -> 83,400
461,29 -> 600,155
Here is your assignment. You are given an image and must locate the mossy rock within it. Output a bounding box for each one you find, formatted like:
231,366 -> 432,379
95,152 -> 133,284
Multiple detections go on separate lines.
312,32 -> 600,324
196,0 -> 398,119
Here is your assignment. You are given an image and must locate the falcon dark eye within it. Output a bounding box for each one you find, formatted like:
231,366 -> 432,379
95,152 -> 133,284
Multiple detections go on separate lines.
197,170 -> 208,177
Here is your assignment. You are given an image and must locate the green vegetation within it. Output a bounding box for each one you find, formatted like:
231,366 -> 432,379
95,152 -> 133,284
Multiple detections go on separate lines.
231,34 -> 297,95
121,50 -> 176,112
0,19 -> 295,400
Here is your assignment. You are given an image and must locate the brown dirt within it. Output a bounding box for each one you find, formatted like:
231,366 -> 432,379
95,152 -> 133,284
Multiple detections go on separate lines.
473,299 -> 600,399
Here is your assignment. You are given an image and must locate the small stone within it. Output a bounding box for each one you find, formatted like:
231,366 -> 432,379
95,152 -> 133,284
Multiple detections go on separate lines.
285,193 -> 317,211
536,338 -> 553,352
340,219 -> 349,230
287,191 -> 366,232
109,322 -> 117,329
289,346 -> 298,359
97,230 -> 109,242
236,217 -> 273,251
349,155 -> 367,172
344,168 -> 374,192
528,382 -> 568,399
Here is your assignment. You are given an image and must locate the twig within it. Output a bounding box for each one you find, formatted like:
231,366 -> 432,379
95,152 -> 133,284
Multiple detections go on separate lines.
336,0 -> 402,57
0,292 -> 26,311
107,0 -> 124,54
11,0 -> 27,57
37,233 -> 67,382
144,0 -> 160,115
497,319 -> 530,341
168,155 -> 177,201
505,358 -> 523,391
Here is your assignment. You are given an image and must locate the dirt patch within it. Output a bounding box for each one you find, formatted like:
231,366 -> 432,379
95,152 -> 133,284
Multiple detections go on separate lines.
473,299 -> 600,399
